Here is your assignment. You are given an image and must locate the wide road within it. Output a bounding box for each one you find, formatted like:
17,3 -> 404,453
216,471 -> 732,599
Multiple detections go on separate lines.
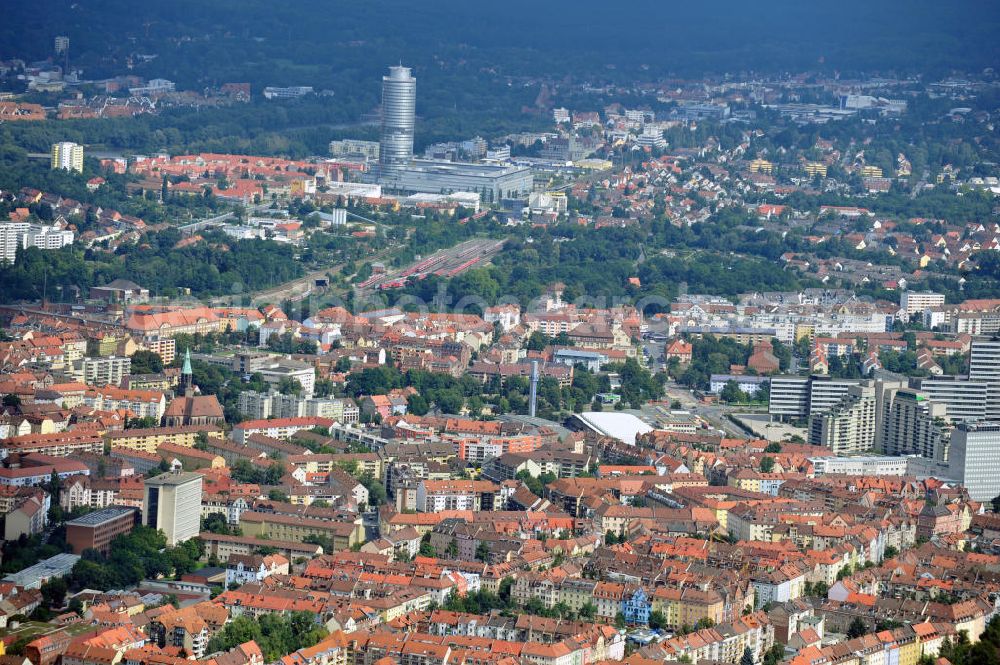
661,382 -> 750,438
694,403 -> 756,438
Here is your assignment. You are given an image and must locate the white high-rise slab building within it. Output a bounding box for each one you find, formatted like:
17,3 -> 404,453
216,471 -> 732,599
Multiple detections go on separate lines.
969,339 -> 1000,421
911,376 -> 990,423
0,222 -> 74,264
810,383 -> 877,454
51,141 -> 84,172
900,290 -> 945,319
949,422 -> 1000,502
142,471 -> 202,545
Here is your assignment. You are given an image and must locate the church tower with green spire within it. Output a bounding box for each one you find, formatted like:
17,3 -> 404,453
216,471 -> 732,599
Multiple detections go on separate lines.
163,347 -> 224,428
180,348 -> 193,396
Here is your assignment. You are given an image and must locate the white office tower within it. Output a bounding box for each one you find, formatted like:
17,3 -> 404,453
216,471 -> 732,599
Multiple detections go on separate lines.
808,377 -> 860,415
767,376 -> 815,420
379,65 -> 416,183
969,339 -> 1000,420
949,422 -> 1000,501
910,376 -> 990,423
142,471 -> 202,545
767,375 -> 857,422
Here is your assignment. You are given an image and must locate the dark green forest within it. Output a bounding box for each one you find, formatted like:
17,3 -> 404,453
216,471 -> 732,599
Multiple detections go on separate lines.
0,229 -> 304,301
386,222 -> 815,311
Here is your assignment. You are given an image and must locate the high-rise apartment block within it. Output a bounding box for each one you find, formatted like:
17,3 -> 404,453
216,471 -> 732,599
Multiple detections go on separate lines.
51,142 -> 84,173
810,383 -> 877,454
879,389 -> 951,462
0,222 -> 75,264
900,291 -> 945,319
237,390 -> 359,422
75,355 -> 131,387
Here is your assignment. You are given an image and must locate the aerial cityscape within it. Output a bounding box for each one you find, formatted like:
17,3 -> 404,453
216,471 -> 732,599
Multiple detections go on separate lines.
1,2 -> 1000,665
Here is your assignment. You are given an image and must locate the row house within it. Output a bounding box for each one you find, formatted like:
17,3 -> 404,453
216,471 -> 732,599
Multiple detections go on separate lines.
750,563 -> 809,609
106,425 -> 225,454
60,475 -> 144,512
146,602 -> 228,659
225,553 -> 290,587
0,454 -> 88,486
416,480 -> 501,513
280,632 -> 350,665
650,586 -> 726,630
642,611 -> 774,664
1,430 -> 104,458
202,492 -> 251,526
82,387 -> 166,420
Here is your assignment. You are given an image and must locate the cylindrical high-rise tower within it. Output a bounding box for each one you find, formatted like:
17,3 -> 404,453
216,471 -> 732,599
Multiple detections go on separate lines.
379,65 -> 416,183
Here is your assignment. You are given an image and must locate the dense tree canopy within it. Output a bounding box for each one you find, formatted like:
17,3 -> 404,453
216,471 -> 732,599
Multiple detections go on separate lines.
206,612 -> 327,661
0,229 -> 304,303
70,527 -> 203,591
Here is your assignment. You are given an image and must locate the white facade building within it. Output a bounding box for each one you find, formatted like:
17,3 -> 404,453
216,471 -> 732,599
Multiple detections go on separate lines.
911,376 -> 990,423
75,355 -> 131,386
0,222 -> 74,263
900,291 -> 945,319
949,422 -> 1000,501
810,383 -> 877,454
237,390 -> 358,423
810,456 -> 909,476
969,339 -> 1000,421
51,142 -> 84,172
142,471 -> 202,546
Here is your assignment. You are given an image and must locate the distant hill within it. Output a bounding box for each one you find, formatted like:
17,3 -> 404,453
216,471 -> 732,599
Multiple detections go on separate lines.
3,0 -> 998,90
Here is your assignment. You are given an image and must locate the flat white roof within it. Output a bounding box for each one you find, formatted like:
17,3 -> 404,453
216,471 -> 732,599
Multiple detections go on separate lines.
576,412 -> 653,446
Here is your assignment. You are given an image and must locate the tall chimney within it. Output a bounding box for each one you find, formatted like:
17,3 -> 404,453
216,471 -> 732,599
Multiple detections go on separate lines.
529,361 -> 539,418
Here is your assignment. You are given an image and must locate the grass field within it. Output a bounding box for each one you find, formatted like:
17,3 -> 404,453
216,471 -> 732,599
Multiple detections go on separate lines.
0,618 -> 95,643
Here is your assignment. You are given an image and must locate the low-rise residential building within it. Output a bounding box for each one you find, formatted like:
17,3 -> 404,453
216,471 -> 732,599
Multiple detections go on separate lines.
224,553 -> 290,587
415,480 -> 501,513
